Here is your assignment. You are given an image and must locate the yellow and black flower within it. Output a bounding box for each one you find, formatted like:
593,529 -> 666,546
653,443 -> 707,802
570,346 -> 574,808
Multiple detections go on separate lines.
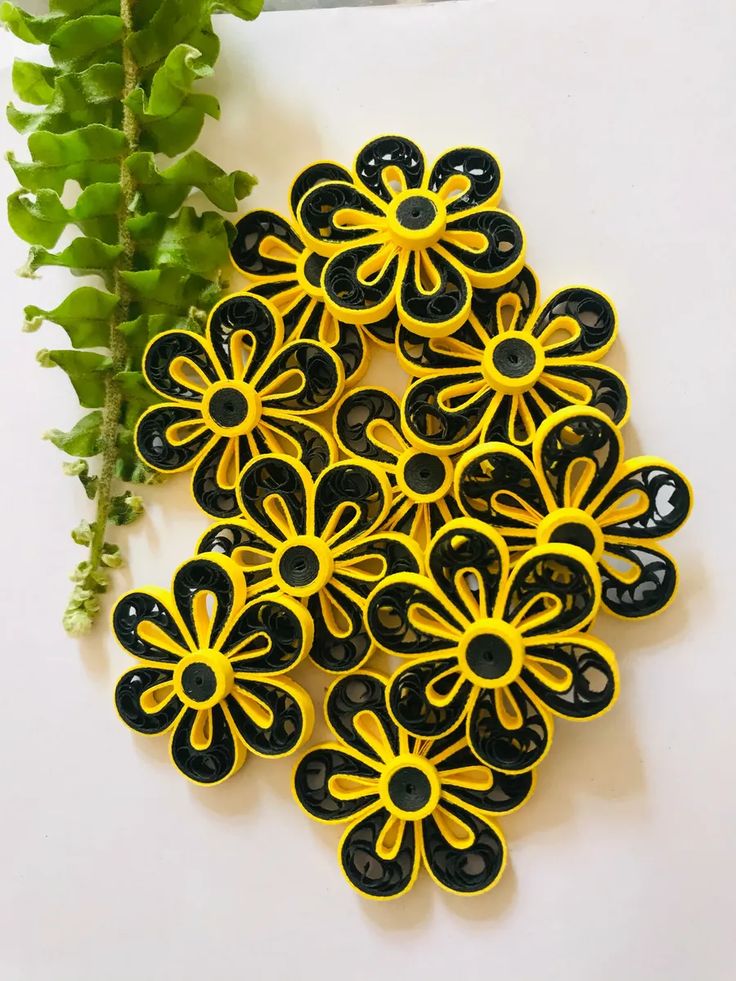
230,162 -> 400,382
295,135 -> 525,338
400,266 -> 629,452
334,385 -> 460,549
455,405 -> 693,619
367,518 -> 617,773
197,454 -> 422,673
293,671 -> 533,899
112,553 -> 314,786
135,292 -> 343,518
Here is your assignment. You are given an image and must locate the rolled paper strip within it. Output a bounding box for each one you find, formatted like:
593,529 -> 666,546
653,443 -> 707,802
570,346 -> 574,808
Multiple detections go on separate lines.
366,517 -> 619,772
293,671 -> 534,899
400,269 -> 630,452
334,385 -> 461,549
134,291 -> 344,518
112,553 -> 315,786
197,453 -> 423,673
295,134 -> 526,338
454,405 -> 693,619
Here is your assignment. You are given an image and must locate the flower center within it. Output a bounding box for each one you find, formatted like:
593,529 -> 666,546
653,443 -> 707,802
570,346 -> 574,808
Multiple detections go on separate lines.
396,448 -> 452,503
459,619 -> 525,689
274,535 -> 334,597
202,381 -> 261,435
387,190 -> 447,248
380,754 -> 441,821
536,507 -> 605,561
482,334 -> 544,394
297,250 -> 327,298
174,651 -> 234,709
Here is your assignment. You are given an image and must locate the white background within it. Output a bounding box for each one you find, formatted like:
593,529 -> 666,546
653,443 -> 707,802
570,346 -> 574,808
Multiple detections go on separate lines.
1,1 -> 735,977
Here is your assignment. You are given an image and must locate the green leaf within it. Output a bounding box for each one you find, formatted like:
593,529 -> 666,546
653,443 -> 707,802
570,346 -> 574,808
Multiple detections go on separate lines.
137,93 -> 219,156
108,491 -> 144,526
44,410 -> 104,457
25,236 -> 122,280
12,61 -> 58,105
8,124 -> 127,193
49,16 -> 124,71
212,0 -> 263,19
118,312 -> 181,363
127,1 -> 211,69
23,287 -> 118,348
9,184 -> 121,248
40,350 -> 111,407
126,150 -> 255,213
0,3 -> 63,43
50,0 -> 119,14
130,44 -> 213,118
116,370 -> 160,412
121,267 -> 222,314
128,207 -> 232,277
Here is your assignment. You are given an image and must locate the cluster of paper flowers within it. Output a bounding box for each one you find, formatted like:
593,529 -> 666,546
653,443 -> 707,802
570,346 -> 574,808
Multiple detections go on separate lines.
113,135 -> 692,900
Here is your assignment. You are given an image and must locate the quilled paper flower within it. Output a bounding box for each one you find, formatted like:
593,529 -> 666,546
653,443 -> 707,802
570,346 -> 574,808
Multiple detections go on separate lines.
135,291 -> 343,518
295,134 -> 525,338
400,266 -> 629,452
366,518 -> 618,772
334,385 -> 461,549
112,553 -> 314,786
455,405 -> 693,619
230,162 -> 399,383
293,671 -> 533,899
197,454 -> 422,673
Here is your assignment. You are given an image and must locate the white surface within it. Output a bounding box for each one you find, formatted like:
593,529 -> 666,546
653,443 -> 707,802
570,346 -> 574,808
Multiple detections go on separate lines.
1,1 -> 735,978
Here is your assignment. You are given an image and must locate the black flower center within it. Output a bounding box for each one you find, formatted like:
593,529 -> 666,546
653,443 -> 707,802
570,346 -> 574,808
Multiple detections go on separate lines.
388,766 -> 432,812
303,252 -> 327,287
279,544 -> 320,588
492,337 -> 537,379
549,520 -> 598,554
466,633 -> 513,681
181,662 -> 218,703
396,194 -> 437,231
208,386 -> 249,428
403,452 -> 447,495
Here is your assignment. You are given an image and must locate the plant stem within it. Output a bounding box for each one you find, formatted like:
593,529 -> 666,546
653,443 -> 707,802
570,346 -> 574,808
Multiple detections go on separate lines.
80,0 -> 138,606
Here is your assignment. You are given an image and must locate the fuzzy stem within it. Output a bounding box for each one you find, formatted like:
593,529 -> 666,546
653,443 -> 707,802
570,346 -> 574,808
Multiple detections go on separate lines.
65,0 -> 138,632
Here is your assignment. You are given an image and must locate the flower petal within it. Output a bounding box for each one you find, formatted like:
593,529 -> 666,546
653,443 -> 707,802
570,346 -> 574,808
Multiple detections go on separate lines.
532,286 -> 617,358
290,303 -> 366,381
135,404 -> 214,474
428,519 -> 508,620
197,520 -> 276,594
430,736 -> 534,815
143,330 -> 220,402
522,636 -> 618,719
340,806 -> 419,899
440,210 -> 525,287
536,363 -> 629,425
502,545 -> 599,636
238,454 -> 311,542
367,574 -> 466,657
230,209 -> 302,278
535,406 -> 623,510
191,437 -> 241,518
599,541 -> 679,618
297,181 -> 385,253
387,655 -> 472,739
592,459 -> 692,540
334,531 -> 421,598
225,677 -> 312,757
258,340 -> 342,414
355,135 -> 425,201
207,292 -> 283,384
468,682 -> 552,772
309,586 -> 372,673
112,588 -> 191,663
322,241 -> 402,325
170,704 -> 243,785
258,414 -> 336,479
115,666 -> 183,734
455,442 -> 551,540
314,460 -> 389,547
334,386 -> 405,465
223,594 -> 312,674
324,672 -> 400,764
172,554 -> 244,652
421,800 -> 506,894
293,743 -> 381,822
428,147 -> 502,212
402,373 -> 495,452
289,160 -> 353,216
397,248 -> 471,337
